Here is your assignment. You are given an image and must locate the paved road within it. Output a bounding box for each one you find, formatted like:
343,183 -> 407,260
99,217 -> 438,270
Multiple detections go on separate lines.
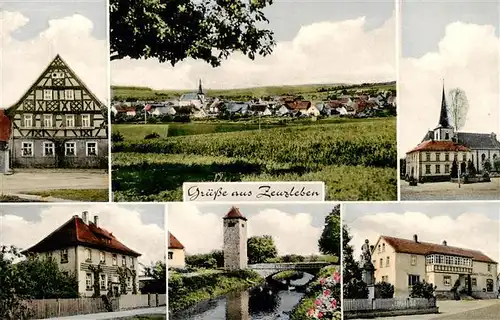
400,178 -> 500,200
1,169 -> 108,194
41,307 -> 166,319
352,300 -> 500,320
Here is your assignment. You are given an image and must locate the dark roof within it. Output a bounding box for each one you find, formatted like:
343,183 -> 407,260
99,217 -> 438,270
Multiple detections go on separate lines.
457,132 -> 500,149
168,232 -> 185,250
223,206 -> 247,221
438,85 -> 452,128
285,100 -> 311,110
381,236 -> 496,264
23,215 -> 141,257
0,110 -> 11,142
407,140 -> 469,153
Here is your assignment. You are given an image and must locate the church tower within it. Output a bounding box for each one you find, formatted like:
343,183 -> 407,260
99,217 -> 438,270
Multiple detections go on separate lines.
197,79 -> 206,105
223,206 -> 248,270
198,79 -> 204,95
433,82 -> 455,141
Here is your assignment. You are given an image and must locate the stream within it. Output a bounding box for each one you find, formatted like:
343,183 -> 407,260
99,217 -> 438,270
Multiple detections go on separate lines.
170,274 -> 313,320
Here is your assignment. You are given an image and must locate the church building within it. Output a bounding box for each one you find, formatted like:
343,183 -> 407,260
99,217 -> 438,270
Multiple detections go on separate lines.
406,85 -> 500,182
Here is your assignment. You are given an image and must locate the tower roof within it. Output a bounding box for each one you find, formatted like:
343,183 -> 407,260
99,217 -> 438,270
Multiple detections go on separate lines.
438,82 -> 452,129
223,206 -> 247,221
198,79 -> 204,95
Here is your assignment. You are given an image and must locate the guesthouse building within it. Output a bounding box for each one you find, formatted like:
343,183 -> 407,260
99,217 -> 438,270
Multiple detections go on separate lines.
168,232 -> 186,269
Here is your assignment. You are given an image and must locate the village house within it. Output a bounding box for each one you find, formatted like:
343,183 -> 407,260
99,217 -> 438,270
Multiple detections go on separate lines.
5,54 -> 108,169
22,211 -> 142,297
406,85 -> 500,181
371,235 -> 498,299
168,232 -> 186,269
178,80 -> 205,109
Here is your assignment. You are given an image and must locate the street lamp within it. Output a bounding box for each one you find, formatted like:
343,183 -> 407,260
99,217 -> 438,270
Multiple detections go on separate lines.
456,146 -> 461,188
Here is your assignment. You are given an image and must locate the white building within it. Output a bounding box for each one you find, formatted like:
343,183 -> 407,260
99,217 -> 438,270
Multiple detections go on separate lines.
168,232 -> 186,269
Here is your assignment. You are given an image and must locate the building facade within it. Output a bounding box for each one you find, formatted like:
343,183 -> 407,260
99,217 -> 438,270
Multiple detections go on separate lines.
371,235 -> 498,299
6,54 -> 108,169
223,206 -> 248,271
406,85 -> 500,181
23,211 -> 141,297
168,232 -> 186,269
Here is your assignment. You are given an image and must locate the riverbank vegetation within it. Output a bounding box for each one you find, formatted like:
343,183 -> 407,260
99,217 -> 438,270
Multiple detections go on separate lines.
168,269 -> 263,312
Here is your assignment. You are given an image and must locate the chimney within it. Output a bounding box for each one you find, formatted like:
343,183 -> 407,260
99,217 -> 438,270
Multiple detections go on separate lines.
82,211 -> 88,224
413,234 -> 418,243
94,215 -> 99,227
442,240 -> 447,246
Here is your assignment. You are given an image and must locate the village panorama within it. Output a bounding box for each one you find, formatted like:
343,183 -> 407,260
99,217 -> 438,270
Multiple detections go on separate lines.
110,81 -> 397,202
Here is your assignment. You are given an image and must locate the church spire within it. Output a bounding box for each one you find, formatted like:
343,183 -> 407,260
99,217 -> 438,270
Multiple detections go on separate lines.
198,79 -> 204,95
438,80 -> 451,128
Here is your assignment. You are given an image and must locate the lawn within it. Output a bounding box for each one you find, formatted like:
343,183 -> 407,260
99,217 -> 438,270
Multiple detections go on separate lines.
0,194 -> 44,202
112,117 -> 397,201
20,189 -> 109,201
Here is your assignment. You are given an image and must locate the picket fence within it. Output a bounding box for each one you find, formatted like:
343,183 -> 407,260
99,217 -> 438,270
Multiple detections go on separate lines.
25,294 -> 166,319
344,297 -> 436,312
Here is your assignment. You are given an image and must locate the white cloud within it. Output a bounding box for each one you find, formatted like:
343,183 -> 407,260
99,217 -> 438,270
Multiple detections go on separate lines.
168,204 -> 324,257
1,12 -> 108,107
111,13 -> 395,90
399,22 -> 500,155
0,204 -> 165,271
348,211 -> 500,264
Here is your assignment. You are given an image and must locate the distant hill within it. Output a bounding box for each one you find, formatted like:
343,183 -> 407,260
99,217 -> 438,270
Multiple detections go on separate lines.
111,81 -> 396,101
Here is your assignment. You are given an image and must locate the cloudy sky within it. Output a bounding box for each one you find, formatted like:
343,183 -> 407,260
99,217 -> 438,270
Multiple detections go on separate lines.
111,0 -> 395,90
0,0 -> 108,107
344,202 -> 500,264
168,202 -> 338,256
399,1 -> 499,155
0,203 -> 165,271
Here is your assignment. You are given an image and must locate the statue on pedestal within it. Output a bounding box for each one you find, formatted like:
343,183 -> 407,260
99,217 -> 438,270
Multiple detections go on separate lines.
360,239 -> 376,297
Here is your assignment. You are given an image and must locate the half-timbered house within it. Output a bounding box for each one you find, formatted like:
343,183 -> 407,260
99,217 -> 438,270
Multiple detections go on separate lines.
6,54 -> 108,168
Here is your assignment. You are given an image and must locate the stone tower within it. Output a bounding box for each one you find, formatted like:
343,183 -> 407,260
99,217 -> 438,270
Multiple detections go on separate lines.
223,206 -> 248,270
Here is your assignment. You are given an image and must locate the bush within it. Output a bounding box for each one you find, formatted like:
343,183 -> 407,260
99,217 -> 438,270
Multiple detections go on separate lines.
144,132 -> 161,139
111,131 -> 124,143
375,281 -> 395,298
410,281 -> 436,299
494,158 -> 500,172
483,159 -> 492,173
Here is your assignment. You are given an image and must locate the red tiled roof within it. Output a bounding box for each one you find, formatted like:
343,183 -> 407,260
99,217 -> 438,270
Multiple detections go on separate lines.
328,100 -> 344,108
381,236 -> 496,264
23,215 -> 141,257
223,206 -> 247,221
169,232 -> 184,250
407,140 -> 470,153
285,100 -> 311,110
0,110 -> 11,142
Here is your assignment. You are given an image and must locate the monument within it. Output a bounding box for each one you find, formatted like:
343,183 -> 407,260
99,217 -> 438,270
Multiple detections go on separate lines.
360,239 -> 376,299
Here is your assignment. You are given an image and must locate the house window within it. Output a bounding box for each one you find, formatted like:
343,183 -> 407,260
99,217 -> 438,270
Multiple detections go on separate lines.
378,245 -> 381,253
443,275 -> 451,286
112,254 -> 117,266
51,71 -> 64,79
82,114 -> 91,127
425,165 -> 431,174
65,89 -> 74,100
382,243 -> 385,252
411,255 -> 417,266
65,142 -> 76,156
23,114 -> 33,127
100,251 -> 105,264
445,132 -> 449,140
386,257 -> 390,267
168,252 -> 173,259
127,277 -> 132,288
408,274 -> 420,286
43,114 -> 52,127
445,164 -> 450,174
382,276 -> 388,282
486,279 -> 494,292
463,154 -> 467,162
100,274 -> 106,290
488,264 -> 491,272
85,248 -> 92,262
122,256 -> 126,266
426,153 -> 431,161
445,153 -> 449,161
435,153 -> 440,161
86,142 -> 97,156
43,89 -> 53,100
43,142 -> 54,157
129,257 -> 133,266
379,258 -> 383,268
21,142 -> 33,157
86,273 -> 92,290
435,164 -> 440,174
472,278 -> 477,286
61,249 -> 68,263
66,115 -> 75,127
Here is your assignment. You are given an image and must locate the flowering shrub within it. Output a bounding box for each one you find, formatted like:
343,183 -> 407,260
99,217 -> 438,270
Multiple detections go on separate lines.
306,270 -> 342,319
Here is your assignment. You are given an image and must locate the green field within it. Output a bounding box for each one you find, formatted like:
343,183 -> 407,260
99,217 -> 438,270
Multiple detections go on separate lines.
112,117 -> 397,201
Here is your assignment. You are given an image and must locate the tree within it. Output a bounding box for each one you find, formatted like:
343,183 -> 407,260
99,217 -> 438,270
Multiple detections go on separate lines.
447,88 -> 469,131
450,159 -> 458,178
467,159 -> 477,175
110,0 -> 275,66
342,226 -> 368,299
375,282 -> 394,298
494,158 -> 500,172
483,159 -> 492,173
142,261 -> 166,294
318,205 -> 341,259
247,235 -> 277,264
88,264 -> 103,297
410,281 -> 436,299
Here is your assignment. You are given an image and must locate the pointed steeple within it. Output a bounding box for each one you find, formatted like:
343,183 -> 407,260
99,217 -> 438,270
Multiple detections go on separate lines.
438,80 -> 451,128
198,79 -> 204,95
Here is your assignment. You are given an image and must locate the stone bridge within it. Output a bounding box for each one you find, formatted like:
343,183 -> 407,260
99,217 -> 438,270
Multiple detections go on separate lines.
248,262 -> 331,279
